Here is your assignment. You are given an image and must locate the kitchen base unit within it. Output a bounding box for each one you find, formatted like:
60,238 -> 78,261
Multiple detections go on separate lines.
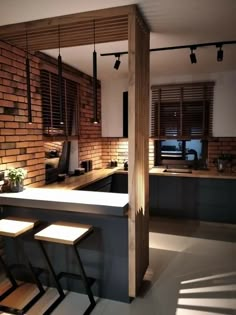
0,189 -> 129,303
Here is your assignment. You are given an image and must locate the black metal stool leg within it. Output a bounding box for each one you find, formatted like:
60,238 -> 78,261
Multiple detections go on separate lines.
0,255 -> 18,301
13,239 -> 45,313
0,237 -> 45,314
38,241 -> 65,315
73,245 -> 96,315
17,239 -> 44,294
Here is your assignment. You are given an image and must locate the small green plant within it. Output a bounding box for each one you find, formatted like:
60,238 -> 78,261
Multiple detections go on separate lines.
7,168 -> 27,185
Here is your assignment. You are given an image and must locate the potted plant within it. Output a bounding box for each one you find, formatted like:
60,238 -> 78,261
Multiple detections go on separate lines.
7,168 -> 27,192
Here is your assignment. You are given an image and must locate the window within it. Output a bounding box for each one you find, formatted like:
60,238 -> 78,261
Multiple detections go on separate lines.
151,82 -> 214,139
41,69 -> 78,138
154,139 -> 208,168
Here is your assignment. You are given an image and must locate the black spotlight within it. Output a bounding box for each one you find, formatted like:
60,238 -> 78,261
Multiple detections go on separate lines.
190,47 -> 197,64
114,54 -> 121,70
217,46 -> 224,62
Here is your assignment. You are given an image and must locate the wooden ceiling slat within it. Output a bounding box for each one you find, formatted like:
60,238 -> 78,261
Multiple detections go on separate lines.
19,35 -> 127,51
6,31 -> 128,51
0,11 -> 129,51
4,22 -> 128,43
0,5 -> 134,36
1,16 -> 128,41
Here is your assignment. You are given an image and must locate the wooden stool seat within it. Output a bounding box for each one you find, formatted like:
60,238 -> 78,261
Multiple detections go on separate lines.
0,218 -> 36,237
34,221 -> 96,315
35,222 -> 93,245
0,217 -> 45,315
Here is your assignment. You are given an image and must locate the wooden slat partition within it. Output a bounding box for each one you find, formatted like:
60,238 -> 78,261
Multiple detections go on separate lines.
0,3 -> 150,299
0,7 -> 131,50
128,7 -> 150,297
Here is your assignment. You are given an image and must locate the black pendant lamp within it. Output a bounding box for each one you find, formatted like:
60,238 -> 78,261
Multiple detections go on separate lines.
91,20 -> 99,124
25,31 -> 32,124
58,25 -> 64,126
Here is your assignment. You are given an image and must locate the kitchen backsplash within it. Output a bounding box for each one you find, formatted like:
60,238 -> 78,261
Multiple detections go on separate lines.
81,137 -> 235,171
208,137 -> 236,168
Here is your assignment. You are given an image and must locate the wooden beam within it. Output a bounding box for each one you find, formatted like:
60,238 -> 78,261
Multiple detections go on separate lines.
128,6 -> 150,297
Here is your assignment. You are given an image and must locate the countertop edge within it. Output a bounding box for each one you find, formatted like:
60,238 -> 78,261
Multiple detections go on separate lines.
0,188 -> 129,217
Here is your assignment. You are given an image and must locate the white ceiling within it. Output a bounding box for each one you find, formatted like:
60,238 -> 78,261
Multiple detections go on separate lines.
1,0 -> 236,80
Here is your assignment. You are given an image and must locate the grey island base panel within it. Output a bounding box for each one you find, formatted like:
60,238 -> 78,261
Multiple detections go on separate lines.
0,188 -> 130,302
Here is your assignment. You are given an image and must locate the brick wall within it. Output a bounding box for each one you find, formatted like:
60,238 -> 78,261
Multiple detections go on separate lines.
0,40 -> 45,187
101,138 -> 154,169
0,42 -> 103,185
208,137 -> 236,168
101,138 -> 128,168
99,137 -> 236,171
78,74 -> 102,169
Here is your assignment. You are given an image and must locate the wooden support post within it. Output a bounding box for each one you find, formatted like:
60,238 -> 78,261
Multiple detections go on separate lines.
128,7 -> 150,297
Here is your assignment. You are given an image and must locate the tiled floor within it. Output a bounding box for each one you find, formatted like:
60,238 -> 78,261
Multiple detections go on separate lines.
1,217 -> 236,315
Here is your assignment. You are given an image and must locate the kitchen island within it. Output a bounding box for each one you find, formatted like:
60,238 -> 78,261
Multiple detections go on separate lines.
0,184 -> 130,302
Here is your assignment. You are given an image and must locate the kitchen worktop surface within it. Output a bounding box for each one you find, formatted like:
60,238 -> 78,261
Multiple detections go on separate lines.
44,166 -> 236,191
0,187 -> 129,216
0,167 -> 128,217
149,167 -> 236,179
1,166 -> 234,218
44,167 -> 119,190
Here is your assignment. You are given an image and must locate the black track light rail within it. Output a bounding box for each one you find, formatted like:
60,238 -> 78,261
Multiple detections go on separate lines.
100,40 -> 236,57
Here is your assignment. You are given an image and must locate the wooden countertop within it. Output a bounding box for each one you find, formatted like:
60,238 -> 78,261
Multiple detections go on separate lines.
44,167 -> 119,190
149,167 -> 236,179
42,167 -> 236,192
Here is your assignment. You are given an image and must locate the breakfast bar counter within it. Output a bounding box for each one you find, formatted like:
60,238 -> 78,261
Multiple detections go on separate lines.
0,179 -> 130,302
0,187 -> 129,216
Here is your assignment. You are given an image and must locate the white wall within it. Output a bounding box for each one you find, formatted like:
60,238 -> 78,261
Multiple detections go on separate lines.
213,71 -> 236,136
101,71 -> 236,137
101,78 -> 128,137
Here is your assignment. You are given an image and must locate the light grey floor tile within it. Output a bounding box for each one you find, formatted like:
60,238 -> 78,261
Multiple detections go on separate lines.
1,217 -> 235,315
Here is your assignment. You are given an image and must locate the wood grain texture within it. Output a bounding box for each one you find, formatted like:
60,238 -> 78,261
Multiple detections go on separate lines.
0,5 -> 135,51
128,6 -> 150,297
0,218 -> 36,237
34,221 -> 93,245
42,167 -> 119,190
149,167 -> 236,179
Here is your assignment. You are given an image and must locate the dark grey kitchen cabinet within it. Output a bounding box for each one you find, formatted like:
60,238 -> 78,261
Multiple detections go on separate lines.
149,175 -> 197,218
150,175 -> 236,224
78,176 -> 112,192
196,179 -> 236,222
78,172 -> 236,224
111,173 -> 128,193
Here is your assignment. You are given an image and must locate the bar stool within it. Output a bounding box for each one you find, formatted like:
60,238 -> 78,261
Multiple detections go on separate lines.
34,221 -> 96,315
0,217 -> 45,315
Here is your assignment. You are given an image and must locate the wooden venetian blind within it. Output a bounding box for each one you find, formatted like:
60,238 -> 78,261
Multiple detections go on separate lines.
41,69 -> 78,138
151,82 -> 214,139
